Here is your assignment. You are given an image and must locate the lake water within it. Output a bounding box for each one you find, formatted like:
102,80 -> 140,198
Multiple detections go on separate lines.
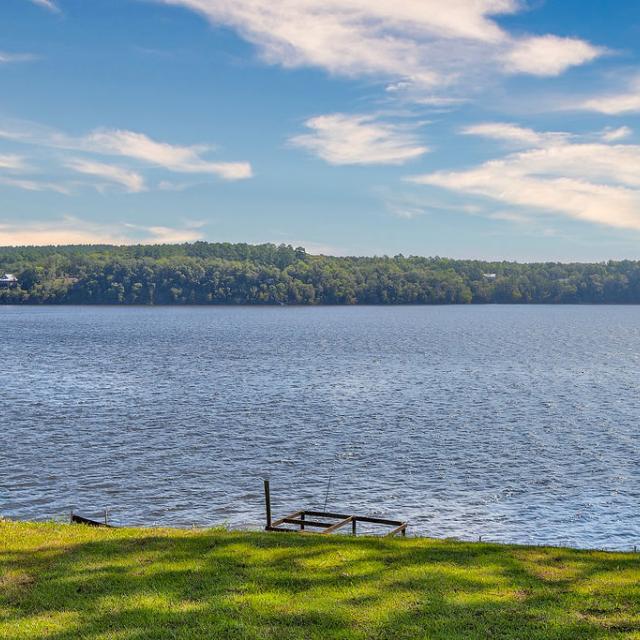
1,305 -> 639,550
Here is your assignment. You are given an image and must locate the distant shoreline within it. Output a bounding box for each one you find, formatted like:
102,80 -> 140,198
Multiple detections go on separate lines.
3,242 -> 640,304
4,301 -> 640,306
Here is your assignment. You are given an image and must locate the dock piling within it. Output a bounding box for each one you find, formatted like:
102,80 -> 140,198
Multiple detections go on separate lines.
264,479 -> 272,530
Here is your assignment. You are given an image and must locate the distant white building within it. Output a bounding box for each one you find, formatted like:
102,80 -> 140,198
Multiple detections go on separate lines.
0,273 -> 18,287
483,273 -> 497,279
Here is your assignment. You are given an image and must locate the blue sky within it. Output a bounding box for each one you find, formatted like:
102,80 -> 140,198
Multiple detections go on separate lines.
1,0 -> 640,260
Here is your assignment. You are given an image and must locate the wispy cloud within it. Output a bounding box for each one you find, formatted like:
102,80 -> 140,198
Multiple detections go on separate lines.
0,176 -> 70,194
0,52 -> 37,64
408,123 -> 640,231
0,154 -> 29,172
386,203 -> 428,220
601,126 -> 633,142
28,0 -> 60,13
0,150 -> 61,191
383,193 -> 431,219
0,118 -> 253,191
66,158 -> 146,193
460,122 -> 569,146
156,0 -> 602,99
289,113 -> 428,165
0,216 -> 204,246
84,129 -> 252,179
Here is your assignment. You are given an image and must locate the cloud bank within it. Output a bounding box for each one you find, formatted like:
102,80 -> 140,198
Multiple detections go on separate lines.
156,0 -> 602,97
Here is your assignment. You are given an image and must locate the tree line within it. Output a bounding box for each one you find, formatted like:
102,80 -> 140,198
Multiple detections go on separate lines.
1,242 -> 640,304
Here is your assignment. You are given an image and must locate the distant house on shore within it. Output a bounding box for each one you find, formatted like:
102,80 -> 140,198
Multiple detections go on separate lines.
483,273 -> 497,279
0,273 -> 18,287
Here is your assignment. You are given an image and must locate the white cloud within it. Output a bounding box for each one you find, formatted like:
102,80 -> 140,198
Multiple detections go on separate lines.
289,113 -> 428,165
84,129 -> 252,179
0,216 -> 204,246
461,122 -> 551,146
66,158 -> 146,192
0,118 -> 252,185
601,126 -> 632,142
575,76 -> 640,114
504,35 -> 603,77
28,0 -> 60,13
408,124 -> 640,231
156,0 -> 601,94
581,93 -> 640,115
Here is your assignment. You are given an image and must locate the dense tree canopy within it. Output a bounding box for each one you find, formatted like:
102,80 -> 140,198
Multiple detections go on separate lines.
1,242 -> 640,304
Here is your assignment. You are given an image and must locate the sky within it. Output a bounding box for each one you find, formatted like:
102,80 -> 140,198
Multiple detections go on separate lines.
1,1 -> 640,260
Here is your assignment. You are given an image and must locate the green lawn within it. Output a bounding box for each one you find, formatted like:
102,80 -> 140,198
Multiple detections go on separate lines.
1,521 -> 639,639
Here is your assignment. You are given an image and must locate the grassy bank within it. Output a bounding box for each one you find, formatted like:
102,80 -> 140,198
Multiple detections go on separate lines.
1,522 -> 639,639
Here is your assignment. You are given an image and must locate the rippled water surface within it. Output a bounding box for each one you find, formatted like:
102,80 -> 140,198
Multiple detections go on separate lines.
2,305 -> 640,549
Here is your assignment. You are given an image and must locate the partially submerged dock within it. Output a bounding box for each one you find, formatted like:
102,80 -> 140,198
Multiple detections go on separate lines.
263,480 -> 407,536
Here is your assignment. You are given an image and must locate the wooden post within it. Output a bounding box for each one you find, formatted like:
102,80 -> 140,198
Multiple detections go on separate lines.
352,518 -> 357,535
264,479 -> 272,530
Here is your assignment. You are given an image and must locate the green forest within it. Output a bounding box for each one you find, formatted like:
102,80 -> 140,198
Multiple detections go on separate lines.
1,242 -> 640,304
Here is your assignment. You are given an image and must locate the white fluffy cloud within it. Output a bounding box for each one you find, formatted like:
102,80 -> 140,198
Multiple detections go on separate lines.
504,36 -> 602,77
408,123 -> 640,230
0,216 -> 204,246
156,0 -> 601,92
289,114 -> 428,165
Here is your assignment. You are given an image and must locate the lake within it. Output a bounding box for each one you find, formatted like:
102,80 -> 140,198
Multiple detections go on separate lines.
1,305 -> 639,550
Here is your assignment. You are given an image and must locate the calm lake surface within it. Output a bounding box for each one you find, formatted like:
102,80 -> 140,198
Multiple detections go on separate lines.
2,305 -> 639,549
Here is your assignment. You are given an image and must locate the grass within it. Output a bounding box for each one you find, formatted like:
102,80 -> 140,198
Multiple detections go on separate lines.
1,521 -> 639,639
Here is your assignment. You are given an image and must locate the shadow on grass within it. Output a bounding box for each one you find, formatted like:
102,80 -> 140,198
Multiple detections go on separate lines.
1,525 -> 639,639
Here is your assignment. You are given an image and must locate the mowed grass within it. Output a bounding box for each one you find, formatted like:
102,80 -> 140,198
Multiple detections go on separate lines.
1,522 -> 639,639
